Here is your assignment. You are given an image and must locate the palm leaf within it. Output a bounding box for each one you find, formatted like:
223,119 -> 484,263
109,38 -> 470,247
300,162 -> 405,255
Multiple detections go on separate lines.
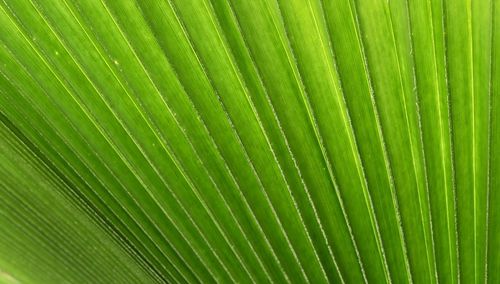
0,0 -> 497,283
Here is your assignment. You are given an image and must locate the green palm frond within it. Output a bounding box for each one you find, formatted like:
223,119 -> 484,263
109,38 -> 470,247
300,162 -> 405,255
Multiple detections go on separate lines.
0,0 -> 497,283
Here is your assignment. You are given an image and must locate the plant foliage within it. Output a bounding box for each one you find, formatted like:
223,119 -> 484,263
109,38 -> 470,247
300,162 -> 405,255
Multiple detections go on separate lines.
0,0 -> 498,283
